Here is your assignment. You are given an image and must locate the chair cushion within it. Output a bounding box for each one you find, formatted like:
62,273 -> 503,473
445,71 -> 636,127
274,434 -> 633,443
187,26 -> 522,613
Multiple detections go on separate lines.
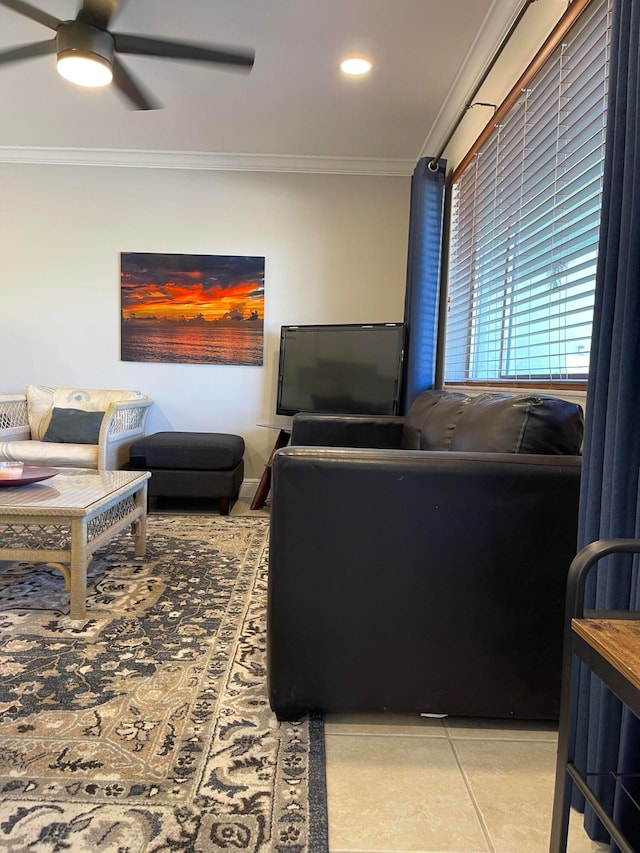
41,407 -> 105,444
129,432 -> 245,471
26,385 -> 146,440
402,389 -> 584,454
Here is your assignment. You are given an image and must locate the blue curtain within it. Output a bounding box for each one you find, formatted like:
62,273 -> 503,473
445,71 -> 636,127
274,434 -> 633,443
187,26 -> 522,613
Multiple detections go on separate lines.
573,0 -> 640,847
401,157 -> 446,412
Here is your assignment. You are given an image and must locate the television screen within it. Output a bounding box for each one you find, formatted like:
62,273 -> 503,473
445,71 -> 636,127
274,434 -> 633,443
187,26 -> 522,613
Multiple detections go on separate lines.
276,323 -> 405,416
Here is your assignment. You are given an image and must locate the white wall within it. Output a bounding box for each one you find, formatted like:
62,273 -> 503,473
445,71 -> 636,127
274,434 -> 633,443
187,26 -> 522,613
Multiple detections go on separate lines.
0,163 -> 410,483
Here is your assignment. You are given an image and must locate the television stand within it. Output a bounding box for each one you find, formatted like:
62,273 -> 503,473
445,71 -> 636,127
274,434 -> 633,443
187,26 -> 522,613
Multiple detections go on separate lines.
251,424 -> 291,510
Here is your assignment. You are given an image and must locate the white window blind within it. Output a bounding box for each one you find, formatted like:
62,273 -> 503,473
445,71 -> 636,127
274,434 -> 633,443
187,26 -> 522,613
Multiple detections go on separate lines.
445,0 -> 611,383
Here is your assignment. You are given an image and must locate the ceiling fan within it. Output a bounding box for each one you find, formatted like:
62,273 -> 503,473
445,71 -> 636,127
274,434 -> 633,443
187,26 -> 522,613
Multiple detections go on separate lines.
0,0 -> 255,110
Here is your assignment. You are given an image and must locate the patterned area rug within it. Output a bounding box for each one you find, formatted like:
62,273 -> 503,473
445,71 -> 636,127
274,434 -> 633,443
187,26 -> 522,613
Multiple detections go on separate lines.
0,515 -> 328,852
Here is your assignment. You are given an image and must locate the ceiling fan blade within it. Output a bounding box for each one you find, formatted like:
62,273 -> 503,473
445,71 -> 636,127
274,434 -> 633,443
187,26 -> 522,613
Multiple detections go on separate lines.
0,0 -> 60,30
113,33 -> 254,70
77,0 -> 122,30
112,55 -> 160,110
0,37 -> 55,65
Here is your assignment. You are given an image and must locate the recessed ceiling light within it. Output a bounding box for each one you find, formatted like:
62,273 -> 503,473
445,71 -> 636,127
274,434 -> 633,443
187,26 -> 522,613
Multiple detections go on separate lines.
340,58 -> 372,76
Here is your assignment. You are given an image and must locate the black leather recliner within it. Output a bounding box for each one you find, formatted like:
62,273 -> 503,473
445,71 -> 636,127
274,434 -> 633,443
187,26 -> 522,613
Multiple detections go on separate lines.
267,390 -> 583,721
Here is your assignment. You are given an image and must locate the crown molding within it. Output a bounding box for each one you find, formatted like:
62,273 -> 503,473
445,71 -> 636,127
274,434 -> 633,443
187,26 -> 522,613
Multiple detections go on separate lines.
0,146 -> 415,176
420,0 -> 566,166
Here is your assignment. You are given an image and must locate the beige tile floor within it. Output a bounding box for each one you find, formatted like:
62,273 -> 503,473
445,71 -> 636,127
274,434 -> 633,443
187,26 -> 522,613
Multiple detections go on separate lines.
323,713 -> 608,853
180,497 -> 608,852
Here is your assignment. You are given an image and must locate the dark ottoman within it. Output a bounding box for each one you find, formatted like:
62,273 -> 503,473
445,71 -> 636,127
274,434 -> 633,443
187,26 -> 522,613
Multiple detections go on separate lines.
128,431 -> 245,515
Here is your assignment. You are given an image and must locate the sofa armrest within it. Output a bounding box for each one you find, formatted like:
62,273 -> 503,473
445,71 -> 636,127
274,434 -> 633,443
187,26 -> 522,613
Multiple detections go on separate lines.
0,394 -> 30,440
98,398 -> 153,469
291,413 -> 405,448
268,446 -> 582,719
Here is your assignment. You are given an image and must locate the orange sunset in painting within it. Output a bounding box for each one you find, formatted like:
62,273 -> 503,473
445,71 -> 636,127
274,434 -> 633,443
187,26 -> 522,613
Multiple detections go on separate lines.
120,252 -> 265,365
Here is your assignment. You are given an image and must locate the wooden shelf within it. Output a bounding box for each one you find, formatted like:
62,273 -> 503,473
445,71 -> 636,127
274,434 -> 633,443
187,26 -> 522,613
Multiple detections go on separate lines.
550,540 -> 640,853
573,618 -> 640,693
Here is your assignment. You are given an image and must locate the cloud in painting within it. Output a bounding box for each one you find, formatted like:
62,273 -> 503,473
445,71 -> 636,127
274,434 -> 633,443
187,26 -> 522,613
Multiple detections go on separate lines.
120,252 -> 265,322
121,253 -> 264,292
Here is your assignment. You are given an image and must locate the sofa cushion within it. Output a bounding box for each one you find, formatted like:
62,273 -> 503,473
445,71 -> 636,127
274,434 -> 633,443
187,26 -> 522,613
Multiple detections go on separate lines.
0,440 -> 99,468
26,385 -> 146,440
402,389 -> 583,454
41,407 -> 105,444
401,390 -> 469,450
449,392 -> 584,453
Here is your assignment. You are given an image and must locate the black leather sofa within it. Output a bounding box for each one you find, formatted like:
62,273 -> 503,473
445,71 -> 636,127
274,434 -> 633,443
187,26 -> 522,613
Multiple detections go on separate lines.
267,390 -> 583,721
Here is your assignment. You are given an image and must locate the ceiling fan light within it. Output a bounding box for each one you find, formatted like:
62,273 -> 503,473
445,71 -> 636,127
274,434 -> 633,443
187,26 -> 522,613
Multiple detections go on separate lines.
57,52 -> 113,87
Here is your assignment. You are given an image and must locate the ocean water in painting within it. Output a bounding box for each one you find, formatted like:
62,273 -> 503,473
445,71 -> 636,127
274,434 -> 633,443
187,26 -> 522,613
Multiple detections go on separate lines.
121,321 -> 263,365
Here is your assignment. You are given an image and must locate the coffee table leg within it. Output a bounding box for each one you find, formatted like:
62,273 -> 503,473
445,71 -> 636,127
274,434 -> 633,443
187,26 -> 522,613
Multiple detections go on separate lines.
69,518 -> 88,620
133,483 -> 148,558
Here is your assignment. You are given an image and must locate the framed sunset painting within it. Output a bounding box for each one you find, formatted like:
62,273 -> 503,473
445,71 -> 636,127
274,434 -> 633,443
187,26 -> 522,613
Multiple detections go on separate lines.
120,252 -> 265,365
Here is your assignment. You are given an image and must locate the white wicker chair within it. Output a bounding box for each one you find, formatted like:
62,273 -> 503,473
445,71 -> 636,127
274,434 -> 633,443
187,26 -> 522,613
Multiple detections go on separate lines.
0,385 -> 153,470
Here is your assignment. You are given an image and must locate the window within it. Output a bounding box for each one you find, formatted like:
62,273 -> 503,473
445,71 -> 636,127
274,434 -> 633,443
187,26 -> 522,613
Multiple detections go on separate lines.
445,0 -> 611,383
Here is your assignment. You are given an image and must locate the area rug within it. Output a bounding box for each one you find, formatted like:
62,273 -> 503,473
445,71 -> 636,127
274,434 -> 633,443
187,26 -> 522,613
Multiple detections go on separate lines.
0,515 -> 329,853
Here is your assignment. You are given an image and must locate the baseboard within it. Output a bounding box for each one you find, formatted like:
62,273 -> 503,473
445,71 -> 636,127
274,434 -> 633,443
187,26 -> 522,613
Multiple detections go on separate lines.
239,479 -> 259,500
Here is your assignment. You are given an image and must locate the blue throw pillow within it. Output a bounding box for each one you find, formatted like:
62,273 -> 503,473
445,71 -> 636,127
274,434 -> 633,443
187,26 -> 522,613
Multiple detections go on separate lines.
42,407 -> 105,444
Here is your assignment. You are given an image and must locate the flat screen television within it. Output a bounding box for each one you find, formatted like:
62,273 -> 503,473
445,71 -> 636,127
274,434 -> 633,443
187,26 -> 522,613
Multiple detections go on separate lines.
276,322 -> 405,416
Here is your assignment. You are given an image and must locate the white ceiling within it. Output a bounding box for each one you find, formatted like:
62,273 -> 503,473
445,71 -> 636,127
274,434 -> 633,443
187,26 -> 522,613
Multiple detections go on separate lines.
0,0 -> 526,171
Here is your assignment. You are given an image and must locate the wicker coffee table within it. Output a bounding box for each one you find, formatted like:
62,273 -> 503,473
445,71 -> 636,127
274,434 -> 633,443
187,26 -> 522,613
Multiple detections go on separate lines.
0,469 -> 150,619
